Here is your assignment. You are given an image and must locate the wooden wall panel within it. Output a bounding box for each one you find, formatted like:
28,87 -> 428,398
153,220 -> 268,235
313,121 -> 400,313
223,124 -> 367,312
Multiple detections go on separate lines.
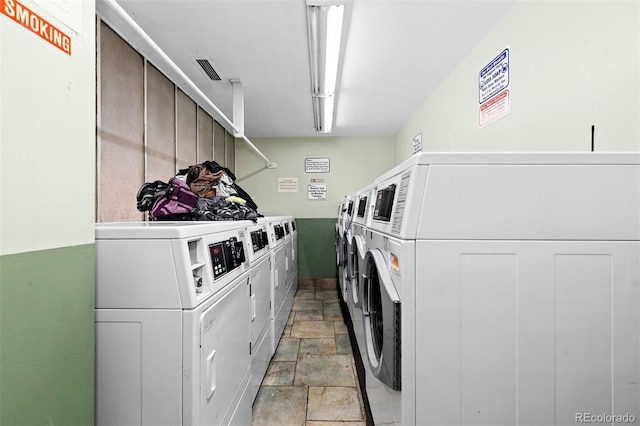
197,107 -> 213,163
98,22 -> 144,222
98,21 -> 238,222
214,121 -> 226,166
146,64 -> 176,181
176,89 -> 197,171
225,132 -> 236,173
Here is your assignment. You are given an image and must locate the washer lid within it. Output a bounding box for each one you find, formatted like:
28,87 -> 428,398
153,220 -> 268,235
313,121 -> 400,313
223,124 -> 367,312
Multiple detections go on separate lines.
96,221 -> 251,239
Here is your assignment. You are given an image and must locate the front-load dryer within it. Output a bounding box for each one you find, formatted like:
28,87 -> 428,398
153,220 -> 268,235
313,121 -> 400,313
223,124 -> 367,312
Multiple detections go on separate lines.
361,180 -> 416,426
349,183 -> 375,312
361,151 -> 640,426
407,152 -> 640,426
337,196 -> 353,304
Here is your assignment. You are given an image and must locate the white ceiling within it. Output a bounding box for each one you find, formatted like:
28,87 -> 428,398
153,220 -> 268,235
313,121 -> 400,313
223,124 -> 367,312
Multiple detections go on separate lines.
108,0 -> 516,138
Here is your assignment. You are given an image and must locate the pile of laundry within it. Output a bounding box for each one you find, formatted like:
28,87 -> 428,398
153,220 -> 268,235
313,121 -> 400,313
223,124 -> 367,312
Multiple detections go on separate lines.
136,160 -> 260,222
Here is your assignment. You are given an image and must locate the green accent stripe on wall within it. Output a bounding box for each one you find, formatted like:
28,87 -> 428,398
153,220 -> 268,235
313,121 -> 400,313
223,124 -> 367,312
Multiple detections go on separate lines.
0,244 -> 95,426
297,218 -> 338,279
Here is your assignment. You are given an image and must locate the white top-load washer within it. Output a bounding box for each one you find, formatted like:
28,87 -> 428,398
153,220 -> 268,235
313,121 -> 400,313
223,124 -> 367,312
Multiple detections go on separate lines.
358,152 -> 640,426
243,220 -> 272,403
95,221 -> 255,426
285,216 -> 298,285
265,216 -> 290,352
284,216 -> 298,305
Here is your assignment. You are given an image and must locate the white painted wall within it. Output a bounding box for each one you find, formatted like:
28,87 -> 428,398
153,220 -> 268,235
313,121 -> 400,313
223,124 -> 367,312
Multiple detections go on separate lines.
394,0 -> 640,162
235,136 -> 394,218
0,0 -> 96,255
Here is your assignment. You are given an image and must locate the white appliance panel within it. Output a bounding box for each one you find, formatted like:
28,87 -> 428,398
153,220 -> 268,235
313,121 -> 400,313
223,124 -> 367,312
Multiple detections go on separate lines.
95,309 -> 183,426
250,256 -> 271,352
198,276 -> 250,425
415,240 -> 640,426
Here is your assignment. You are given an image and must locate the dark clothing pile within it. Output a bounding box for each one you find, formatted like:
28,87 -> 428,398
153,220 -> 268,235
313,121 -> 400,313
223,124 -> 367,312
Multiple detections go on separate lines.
136,161 -> 260,222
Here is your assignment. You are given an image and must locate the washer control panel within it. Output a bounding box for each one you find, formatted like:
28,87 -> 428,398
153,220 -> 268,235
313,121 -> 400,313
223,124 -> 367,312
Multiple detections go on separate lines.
209,237 -> 246,279
273,224 -> 285,241
250,230 -> 269,253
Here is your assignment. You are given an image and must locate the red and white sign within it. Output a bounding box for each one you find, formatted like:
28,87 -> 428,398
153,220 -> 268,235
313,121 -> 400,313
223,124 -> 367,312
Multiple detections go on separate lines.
478,47 -> 510,128
1,0 -> 71,55
479,89 -> 510,127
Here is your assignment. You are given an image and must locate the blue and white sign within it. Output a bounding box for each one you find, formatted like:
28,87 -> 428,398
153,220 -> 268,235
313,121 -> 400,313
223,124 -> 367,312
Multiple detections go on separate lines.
479,47 -> 510,104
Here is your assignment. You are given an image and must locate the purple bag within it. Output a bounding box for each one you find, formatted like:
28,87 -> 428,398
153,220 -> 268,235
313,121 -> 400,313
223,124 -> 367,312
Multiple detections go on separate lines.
150,178 -> 198,220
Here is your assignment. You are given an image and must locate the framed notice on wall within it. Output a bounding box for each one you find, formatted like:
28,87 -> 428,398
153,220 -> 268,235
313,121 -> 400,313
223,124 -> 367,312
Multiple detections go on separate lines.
307,184 -> 327,200
278,177 -> 298,192
304,157 -> 330,173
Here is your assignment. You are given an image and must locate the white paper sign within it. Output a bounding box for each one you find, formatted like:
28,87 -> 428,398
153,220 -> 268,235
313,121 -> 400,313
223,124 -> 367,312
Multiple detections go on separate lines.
412,133 -> 422,154
479,89 -> 511,127
278,177 -> 298,192
307,184 -> 327,200
304,157 -> 331,173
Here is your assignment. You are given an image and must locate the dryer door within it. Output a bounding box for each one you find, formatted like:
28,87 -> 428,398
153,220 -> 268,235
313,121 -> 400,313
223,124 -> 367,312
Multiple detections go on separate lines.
335,222 -> 341,267
363,249 -> 401,391
351,235 -> 366,309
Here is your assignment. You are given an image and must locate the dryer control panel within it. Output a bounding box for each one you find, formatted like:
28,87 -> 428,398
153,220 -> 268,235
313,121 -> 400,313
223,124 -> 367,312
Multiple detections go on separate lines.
209,237 -> 246,279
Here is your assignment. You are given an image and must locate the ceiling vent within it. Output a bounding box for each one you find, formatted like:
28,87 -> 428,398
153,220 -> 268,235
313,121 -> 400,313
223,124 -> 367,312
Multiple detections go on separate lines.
195,58 -> 222,81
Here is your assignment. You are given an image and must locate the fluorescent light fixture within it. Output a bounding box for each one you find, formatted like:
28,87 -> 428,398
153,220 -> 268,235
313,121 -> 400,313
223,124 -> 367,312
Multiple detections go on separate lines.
307,1 -> 344,133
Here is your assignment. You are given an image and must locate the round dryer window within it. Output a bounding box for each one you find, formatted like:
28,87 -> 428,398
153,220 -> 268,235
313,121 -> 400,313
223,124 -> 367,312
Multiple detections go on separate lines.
363,250 -> 402,391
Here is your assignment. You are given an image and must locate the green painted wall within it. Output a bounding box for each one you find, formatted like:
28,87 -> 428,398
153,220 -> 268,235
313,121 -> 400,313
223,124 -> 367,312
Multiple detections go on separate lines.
297,219 -> 338,279
235,136 -> 394,218
236,137 -> 393,279
0,245 -> 95,426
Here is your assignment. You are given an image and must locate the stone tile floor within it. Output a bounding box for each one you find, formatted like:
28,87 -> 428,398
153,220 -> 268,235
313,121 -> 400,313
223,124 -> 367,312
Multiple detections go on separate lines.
252,278 -> 366,426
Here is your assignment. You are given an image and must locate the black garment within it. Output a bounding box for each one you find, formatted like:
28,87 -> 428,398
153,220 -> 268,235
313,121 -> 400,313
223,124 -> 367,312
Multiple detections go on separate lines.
136,180 -> 171,212
155,196 -> 258,222
195,197 -> 258,222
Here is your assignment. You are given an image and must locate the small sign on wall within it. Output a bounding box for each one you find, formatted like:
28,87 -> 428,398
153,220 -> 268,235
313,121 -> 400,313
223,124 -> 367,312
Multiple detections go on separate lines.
1,0 -> 72,55
304,157 -> 330,174
278,177 -> 298,192
307,184 -> 327,200
479,47 -> 510,127
412,133 -> 422,154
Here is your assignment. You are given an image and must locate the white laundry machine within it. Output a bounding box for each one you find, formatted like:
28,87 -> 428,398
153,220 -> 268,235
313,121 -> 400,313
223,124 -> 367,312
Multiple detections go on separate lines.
341,195 -> 355,307
266,216 -> 290,352
335,201 -> 343,270
286,216 -> 298,293
95,221 -> 255,426
349,183 -> 375,313
360,152 -> 640,426
281,216 -> 298,334
345,192 -> 361,317
410,152 -> 640,426
243,221 -> 272,403
336,196 -> 352,302
361,181 -> 415,425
